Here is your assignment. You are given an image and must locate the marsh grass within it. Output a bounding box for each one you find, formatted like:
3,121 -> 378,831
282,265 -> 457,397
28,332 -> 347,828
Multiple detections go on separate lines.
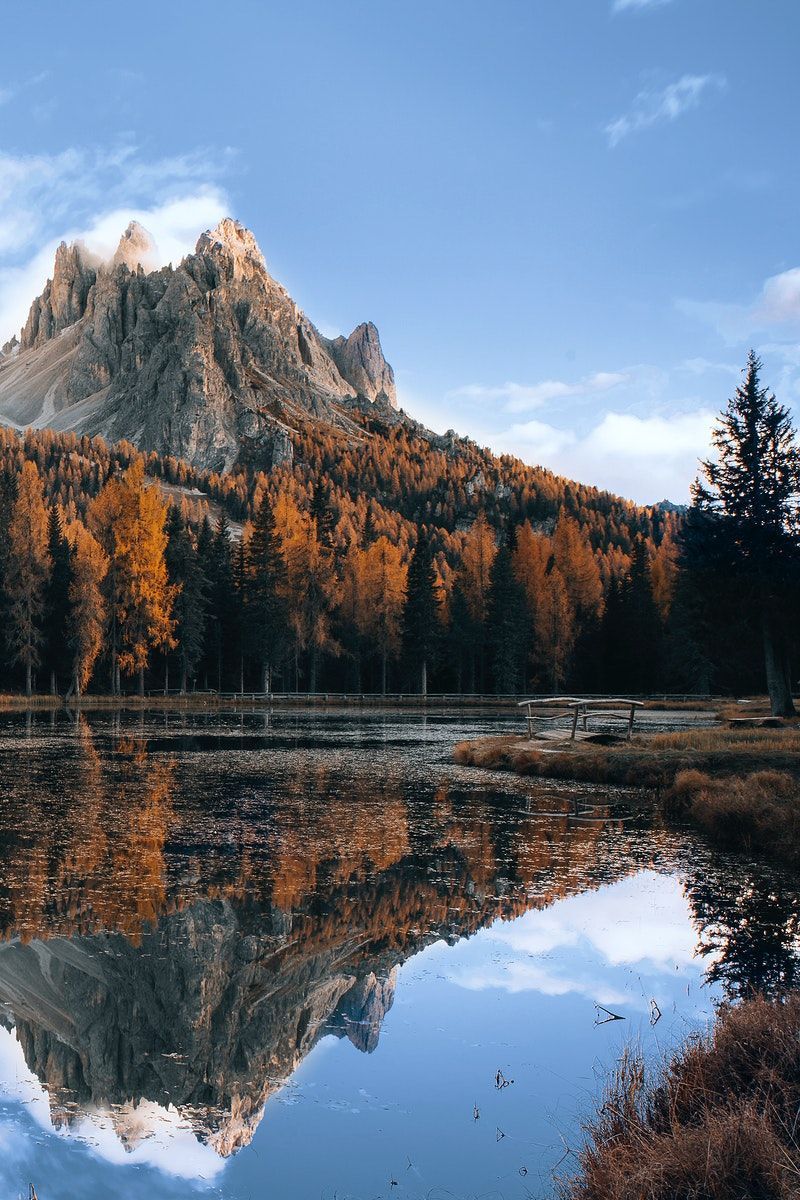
666,769 -> 800,862
454,727 -> 800,791
560,993 -> 800,1200
454,727 -> 800,862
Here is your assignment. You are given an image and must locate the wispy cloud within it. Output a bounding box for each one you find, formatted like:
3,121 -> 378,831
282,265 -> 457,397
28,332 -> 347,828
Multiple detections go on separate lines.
678,265 -> 800,344
0,141 -> 234,342
446,370 -> 628,414
613,0 -> 673,11
606,74 -> 725,147
0,71 -> 49,109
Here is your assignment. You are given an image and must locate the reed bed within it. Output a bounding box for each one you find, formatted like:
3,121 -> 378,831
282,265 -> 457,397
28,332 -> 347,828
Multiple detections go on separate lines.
561,992 -> 800,1200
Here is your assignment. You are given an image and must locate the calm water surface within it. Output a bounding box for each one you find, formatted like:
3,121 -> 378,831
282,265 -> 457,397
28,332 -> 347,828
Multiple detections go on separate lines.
0,709 -> 797,1200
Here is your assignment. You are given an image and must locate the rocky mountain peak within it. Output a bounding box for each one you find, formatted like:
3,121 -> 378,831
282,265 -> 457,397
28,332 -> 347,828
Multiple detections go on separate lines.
111,220 -> 158,271
0,216 -> 398,470
20,238 -> 98,351
195,217 -> 268,281
327,321 -> 396,407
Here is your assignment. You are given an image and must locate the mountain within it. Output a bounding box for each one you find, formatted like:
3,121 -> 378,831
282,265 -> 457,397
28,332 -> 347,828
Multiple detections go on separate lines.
0,219 -> 397,472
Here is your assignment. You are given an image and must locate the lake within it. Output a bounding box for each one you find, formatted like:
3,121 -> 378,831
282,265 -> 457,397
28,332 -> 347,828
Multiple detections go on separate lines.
0,709 -> 797,1200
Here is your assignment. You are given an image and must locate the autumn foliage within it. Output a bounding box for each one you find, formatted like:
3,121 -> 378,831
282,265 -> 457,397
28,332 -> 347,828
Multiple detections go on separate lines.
0,416 -> 746,697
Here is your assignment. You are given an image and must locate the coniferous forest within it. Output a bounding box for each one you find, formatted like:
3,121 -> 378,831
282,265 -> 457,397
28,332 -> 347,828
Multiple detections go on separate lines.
0,353 -> 796,701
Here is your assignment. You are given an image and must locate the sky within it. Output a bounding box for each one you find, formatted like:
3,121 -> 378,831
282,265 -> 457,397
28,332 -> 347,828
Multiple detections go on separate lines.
1,0 -> 799,503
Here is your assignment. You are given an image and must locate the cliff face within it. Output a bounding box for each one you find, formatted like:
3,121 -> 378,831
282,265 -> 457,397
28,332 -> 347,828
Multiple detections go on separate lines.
0,218 -> 397,471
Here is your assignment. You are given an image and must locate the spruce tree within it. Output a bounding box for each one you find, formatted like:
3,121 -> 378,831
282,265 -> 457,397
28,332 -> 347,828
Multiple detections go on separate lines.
165,507 -> 208,694
42,506 -> 71,694
203,513 -> 235,692
233,539 -> 248,694
401,530 -> 439,695
5,461 -> 51,696
246,494 -> 289,694
624,537 -> 662,695
487,534 -> 527,694
689,351 -> 800,715
310,480 -> 337,553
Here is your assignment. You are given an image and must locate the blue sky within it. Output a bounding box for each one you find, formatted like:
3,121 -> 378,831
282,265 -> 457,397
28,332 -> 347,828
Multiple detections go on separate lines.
1,0 -> 799,502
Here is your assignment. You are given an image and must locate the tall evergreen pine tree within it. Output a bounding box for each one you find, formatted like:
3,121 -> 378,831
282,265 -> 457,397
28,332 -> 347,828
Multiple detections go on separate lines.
689,351 -> 800,715
42,506 -> 71,694
165,507 -> 208,694
401,530 -> 439,695
246,494 -> 289,694
487,533 -> 527,694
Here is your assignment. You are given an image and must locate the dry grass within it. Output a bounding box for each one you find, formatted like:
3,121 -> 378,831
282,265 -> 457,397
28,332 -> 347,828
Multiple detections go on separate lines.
666,769 -> 800,863
0,693 -> 227,711
454,727 -> 800,792
561,992 -> 800,1200
0,693 -> 64,709
454,728 -> 800,860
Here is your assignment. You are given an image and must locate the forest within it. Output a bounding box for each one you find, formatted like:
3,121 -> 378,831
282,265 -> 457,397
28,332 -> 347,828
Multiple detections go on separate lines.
0,353 -> 795,701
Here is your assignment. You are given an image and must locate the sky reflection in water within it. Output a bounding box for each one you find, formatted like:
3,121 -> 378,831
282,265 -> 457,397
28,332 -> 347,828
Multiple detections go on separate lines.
0,709 -> 794,1200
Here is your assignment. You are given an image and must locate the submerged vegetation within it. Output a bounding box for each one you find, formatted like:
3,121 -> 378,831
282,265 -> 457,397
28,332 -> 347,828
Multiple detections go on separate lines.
562,992 -> 800,1200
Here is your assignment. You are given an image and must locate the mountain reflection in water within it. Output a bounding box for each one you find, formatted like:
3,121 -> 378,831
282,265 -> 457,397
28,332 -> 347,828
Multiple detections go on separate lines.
0,709 -> 797,1198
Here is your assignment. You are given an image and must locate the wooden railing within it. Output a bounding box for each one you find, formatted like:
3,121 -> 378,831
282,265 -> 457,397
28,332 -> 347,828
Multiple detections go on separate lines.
517,697 -> 645,741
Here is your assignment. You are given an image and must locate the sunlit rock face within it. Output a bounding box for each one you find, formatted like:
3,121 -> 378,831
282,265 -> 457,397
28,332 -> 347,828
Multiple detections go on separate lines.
0,218 -> 397,471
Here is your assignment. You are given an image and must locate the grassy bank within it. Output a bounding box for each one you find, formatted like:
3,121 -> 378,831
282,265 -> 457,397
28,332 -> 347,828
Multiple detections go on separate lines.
561,992 -> 800,1200
454,726 -> 800,863
454,727 -> 800,788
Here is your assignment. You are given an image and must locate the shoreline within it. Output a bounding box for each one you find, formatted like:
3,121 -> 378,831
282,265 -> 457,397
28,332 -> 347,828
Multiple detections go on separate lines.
0,692 -> 729,713
454,726 -> 800,867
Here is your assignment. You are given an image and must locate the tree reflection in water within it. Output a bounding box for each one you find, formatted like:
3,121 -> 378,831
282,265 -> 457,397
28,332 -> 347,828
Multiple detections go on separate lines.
0,708 -> 795,1165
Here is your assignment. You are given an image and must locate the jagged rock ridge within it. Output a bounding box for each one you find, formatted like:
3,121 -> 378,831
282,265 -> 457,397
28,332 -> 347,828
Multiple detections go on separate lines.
0,218 -> 397,471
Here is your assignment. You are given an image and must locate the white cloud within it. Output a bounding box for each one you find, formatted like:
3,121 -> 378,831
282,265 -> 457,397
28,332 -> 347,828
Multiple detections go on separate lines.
401,361 -> 714,503
678,265 -> 800,345
449,871 -> 714,1009
490,408 -> 715,502
447,370 -> 628,414
0,143 -> 233,343
606,74 -> 725,147
0,1025 -> 225,1181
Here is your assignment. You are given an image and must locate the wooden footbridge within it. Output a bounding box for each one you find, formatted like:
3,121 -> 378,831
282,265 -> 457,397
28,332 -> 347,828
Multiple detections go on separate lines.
518,697 -> 644,743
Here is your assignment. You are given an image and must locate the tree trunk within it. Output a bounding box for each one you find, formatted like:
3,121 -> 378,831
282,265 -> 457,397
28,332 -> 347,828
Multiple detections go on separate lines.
240,654 -> 244,696
180,662 -> 188,695
25,656 -> 32,699
309,646 -> 317,694
50,670 -> 57,697
421,658 -> 427,698
762,609 -> 796,717
381,650 -> 387,696
138,666 -> 145,697
262,660 -> 271,695
164,658 -> 169,697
